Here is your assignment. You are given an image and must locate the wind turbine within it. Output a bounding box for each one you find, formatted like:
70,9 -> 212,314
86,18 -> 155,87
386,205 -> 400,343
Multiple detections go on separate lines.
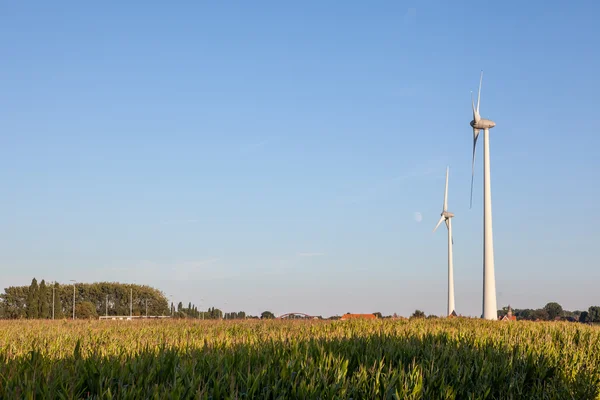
469,71 -> 497,320
433,167 -> 455,316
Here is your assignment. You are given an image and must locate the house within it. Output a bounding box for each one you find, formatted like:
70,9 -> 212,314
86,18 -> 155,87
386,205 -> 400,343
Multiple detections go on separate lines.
340,313 -> 377,320
499,305 -> 517,321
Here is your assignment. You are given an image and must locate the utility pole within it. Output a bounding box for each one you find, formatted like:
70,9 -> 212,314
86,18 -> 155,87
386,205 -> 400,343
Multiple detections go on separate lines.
70,280 -> 76,320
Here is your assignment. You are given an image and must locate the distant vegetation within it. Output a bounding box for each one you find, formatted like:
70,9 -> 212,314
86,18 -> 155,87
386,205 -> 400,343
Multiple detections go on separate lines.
2,278 -> 599,324
498,302 -> 600,323
0,319 -> 599,397
0,278 -> 169,319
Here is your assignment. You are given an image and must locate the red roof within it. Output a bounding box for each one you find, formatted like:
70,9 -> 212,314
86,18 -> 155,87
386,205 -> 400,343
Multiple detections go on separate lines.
340,313 -> 377,320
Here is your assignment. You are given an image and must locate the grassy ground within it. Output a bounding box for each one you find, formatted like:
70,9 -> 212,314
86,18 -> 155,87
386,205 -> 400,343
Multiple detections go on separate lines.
1,318 -> 599,399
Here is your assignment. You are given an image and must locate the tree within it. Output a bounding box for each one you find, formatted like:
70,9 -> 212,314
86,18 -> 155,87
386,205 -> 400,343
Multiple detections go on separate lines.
53,282 -> 64,319
532,308 -> 549,321
76,301 -> 98,319
0,285 -> 28,319
261,311 -> 275,319
372,312 -> 382,319
544,302 -> 563,320
178,302 -> 183,312
26,278 -> 39,319
588,306 -> 600,323
38,280 -> 50,319
411,310 -> 425,319
579,311 -> 589,323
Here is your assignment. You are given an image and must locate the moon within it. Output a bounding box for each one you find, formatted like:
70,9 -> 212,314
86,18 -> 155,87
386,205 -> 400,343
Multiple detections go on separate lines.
414,212 -> 422,223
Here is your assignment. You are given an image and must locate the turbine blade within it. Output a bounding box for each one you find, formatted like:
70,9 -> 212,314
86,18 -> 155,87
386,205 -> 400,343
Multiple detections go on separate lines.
471,92 -> 480,122
470,128 -> 480,209
477,71 -> 483,114
433,215 -> 445,233
444,166 -> 449,211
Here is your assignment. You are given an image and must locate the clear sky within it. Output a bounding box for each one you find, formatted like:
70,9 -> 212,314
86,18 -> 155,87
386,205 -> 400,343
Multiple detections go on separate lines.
1,1 -> 599,317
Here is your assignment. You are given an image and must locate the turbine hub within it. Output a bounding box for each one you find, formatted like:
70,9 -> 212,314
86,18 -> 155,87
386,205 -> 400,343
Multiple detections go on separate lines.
442,211 -> 454,219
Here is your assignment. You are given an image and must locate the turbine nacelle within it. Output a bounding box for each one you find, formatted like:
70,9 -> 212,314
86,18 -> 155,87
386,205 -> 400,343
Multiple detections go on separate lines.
441,211 -> 454,219
471,119 -> 496,130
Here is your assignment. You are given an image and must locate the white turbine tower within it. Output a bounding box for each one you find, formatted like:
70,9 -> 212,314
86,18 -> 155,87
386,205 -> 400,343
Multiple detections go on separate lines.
469,71 -> 498,320
433,167 -> 455,316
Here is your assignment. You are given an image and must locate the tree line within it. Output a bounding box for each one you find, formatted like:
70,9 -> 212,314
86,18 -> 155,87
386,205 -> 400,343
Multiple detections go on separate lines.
170,304 -> 232,320
0,278 -> 170,319
497,302 -> 600,323
4,279 -> 598,323
0,278 -> 279,320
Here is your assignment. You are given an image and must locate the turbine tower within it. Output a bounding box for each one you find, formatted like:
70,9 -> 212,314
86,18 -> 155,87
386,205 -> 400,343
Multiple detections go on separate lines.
433,167 -> 455,316
469,71 -> 497,320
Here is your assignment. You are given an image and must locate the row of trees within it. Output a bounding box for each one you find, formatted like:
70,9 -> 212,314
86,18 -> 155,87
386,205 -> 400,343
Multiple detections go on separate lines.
0,278 -> 170,319
498,302 -> 600,323
0,279 -> 281,320
4,279 -> 597,323
170,304 -> 230,319
170,304 -> 266,320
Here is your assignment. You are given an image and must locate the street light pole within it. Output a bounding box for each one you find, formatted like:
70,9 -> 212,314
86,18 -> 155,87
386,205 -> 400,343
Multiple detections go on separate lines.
52,284 -> 55,320
70,280 -> 76,320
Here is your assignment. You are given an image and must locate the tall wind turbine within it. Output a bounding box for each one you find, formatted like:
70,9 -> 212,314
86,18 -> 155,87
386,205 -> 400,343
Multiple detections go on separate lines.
433,167 -> 455,316
469,71 -> 498,320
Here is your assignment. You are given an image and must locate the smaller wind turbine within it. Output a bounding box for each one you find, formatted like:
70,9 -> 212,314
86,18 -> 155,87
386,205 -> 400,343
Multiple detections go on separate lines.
433,167 -> 455,316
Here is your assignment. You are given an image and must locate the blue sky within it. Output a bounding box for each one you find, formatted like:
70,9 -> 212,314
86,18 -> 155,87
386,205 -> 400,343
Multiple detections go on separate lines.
1,1 -> 599,317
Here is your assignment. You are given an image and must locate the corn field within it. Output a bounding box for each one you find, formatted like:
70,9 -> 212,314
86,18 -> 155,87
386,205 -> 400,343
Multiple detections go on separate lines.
0,319 -> 599,399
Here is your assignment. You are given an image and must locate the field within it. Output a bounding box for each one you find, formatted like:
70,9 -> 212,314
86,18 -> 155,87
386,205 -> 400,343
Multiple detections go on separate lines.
1,319 -> 599,399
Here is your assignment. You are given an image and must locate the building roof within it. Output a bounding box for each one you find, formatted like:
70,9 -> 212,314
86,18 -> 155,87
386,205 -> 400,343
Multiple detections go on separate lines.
340,313 -> 377,320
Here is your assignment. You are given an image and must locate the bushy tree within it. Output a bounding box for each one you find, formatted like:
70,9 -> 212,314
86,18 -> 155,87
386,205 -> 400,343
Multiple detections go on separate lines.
261,311 -> 275,319
544,302 -> 563,320
76,301 -> 98,319
411,310 -> 425,319
0,286 -> 28,319
588,306 -> 600,323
